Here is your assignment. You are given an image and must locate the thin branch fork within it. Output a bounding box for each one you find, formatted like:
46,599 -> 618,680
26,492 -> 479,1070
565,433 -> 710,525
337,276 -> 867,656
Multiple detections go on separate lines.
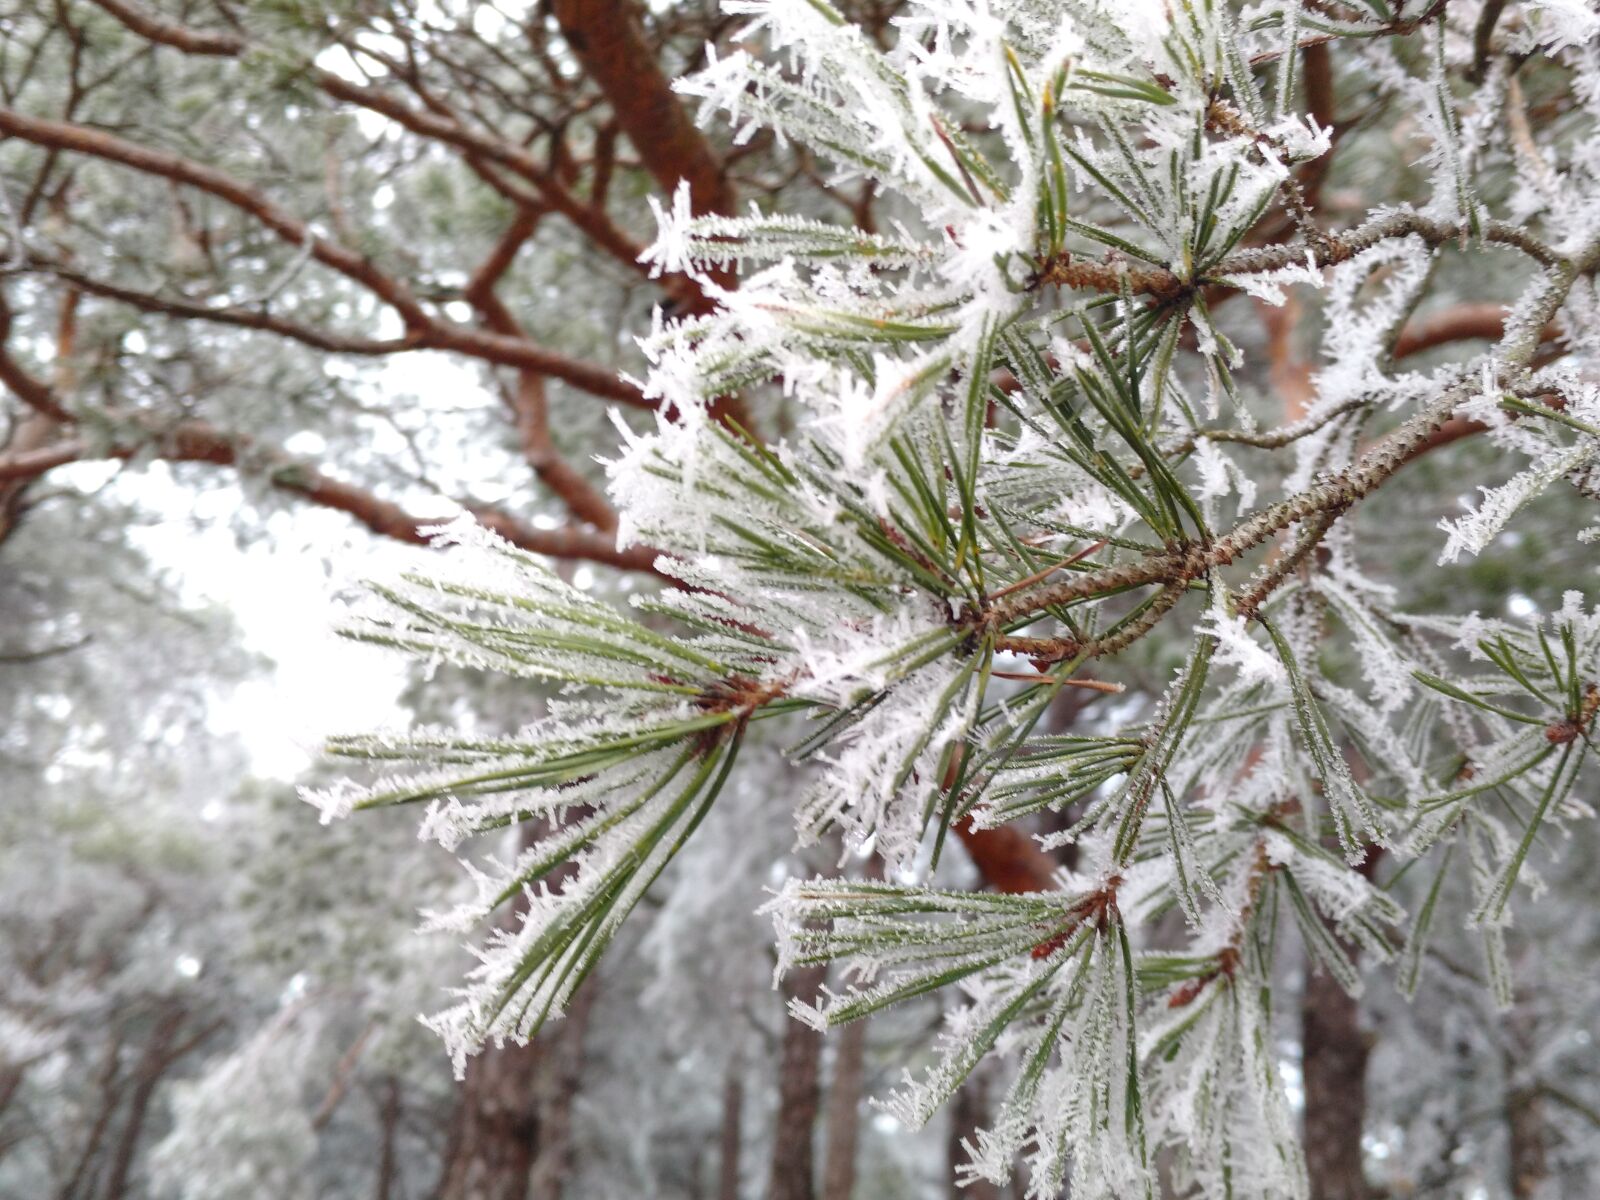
550,0 -> 733,218
0,293 -> 69,420
310,1021 -> 377,1132
84,0 -> 703,300
0,412 -> 662,575
1033,209 -> 1567,301
307,69 -> 667,285
0,108 -> 647,406
461,209 -> 628,536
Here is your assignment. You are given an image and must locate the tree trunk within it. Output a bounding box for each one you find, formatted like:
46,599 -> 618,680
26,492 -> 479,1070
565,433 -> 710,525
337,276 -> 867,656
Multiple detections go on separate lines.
435,824 -> 595,1200
528,984 -> 596,1200
0,1063 -> 21,1117
0,1062 -> 25,1162
769,964 -> 825,1200
718,1066 -> 743,1200
946,1073 -> 1000,1200
820,857 -> 882,1200
1301,966 -> 1370,1200
1505,1085 -> 1547,1200
820,1017 -> 867,1200
1302,840 -> 1381,1200
433,1041 -> 543,1200
373,1076 -> 402,1200
57,1035 -> 125,1200
101,1005 -> 186,1200
430,983 -> 596,1200
0,411 -> 60,545
0,291 -> 76,546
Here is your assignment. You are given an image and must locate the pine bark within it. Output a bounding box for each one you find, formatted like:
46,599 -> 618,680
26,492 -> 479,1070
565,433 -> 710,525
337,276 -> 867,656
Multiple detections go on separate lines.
373,1077 -> 402,1200
527,985 -> 596,1200
433,1040 -> 543,1200
1505,1001 -> 1548,1200
819,1017 -> 867,1200
548,0 -> 732,219
101,1005 -> 186,1200
433,819 -> 596,1200
1301,837 -> 1381,1200
0,411 -> 59,545
946,1074 -> 1000,1200
430,964 -> 596,1200
0,1063 -> 23,1124
769,964 -> 826,1200
1301,962 -> 1370,1200
718,1066 -> 743,1200
1505,1085 -> 1547,1200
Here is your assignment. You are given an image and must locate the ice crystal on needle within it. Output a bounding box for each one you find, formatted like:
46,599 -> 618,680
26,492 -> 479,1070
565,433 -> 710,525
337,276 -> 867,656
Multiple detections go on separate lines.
318,1 -> 1600,1193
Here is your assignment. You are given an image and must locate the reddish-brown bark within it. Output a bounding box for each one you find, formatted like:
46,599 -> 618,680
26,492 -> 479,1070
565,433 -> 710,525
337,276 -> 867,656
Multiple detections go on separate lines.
820,997 -> 868,1200
770,964 -> 827,1200
1302,968 -> 1372,1200
0,109 -> 645,406
550,0 -> 733,221
717,1066 -> 744,1200
0,418 -> 662,573
955,818 -> 1057,894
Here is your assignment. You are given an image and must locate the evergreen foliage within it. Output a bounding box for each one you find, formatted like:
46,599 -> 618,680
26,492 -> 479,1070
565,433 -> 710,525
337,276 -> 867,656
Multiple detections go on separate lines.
310,1 -> 1600,1194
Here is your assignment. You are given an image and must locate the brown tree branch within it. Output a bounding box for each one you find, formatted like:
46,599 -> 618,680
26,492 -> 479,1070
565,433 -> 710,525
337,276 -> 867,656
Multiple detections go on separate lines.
101,1006 -> 224,1200
0,108 -> 648,405
22,260 -> 413,350
311,1022 -> 376,1133
0,107 -> 427,315
0,295 -> 70,543
0,419 -> 663,574
954,817 -> 1057,894
22,257 -> 649,405
1393,303 -> 1560,360
302,25 -> 663,277
551,0 -> 733,219
307,70 -> 664,282
132,0 -> 663,292
502,372 -> 619,534
462,205 -> 546,311
1034,209 -> 1567,300
460,208 -> 628,535
0,437 -> 81,481
0,293 -> 69,421
84,0 -> 242,56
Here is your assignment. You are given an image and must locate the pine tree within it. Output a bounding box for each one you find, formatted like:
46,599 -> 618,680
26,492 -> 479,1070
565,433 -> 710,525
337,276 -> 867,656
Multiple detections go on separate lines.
311,2 -> 1600,1195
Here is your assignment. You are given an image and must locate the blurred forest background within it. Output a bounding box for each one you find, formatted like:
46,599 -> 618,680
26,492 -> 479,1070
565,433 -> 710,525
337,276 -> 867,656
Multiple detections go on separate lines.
0,2 -> 1595,1199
